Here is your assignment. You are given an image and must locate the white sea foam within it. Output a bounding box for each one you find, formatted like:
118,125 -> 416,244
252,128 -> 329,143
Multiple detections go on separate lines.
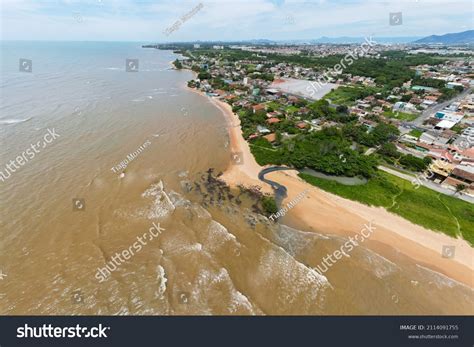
0,117 -> 31,125
201,220 -> 239,253
141,182 -> 176,219
156,265 -> 168,299
253,247 -> 331,313
416,264 -> 474,291
192,268 -> 257,314
362,249 -> 400,279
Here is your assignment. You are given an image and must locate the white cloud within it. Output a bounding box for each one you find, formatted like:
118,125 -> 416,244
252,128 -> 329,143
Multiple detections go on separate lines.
1,0 -> 472,41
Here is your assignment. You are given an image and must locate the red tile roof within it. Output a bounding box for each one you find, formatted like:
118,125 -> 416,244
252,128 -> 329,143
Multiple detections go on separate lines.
267,118 -> 281,124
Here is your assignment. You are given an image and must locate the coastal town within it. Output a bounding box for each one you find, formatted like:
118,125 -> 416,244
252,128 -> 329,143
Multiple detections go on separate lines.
158,42 -> 474,202
132,42 -> 474,250
3,0 -> 474,331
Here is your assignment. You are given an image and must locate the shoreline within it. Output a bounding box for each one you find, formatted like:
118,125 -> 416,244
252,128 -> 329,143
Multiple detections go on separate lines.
185,84 -> 474,289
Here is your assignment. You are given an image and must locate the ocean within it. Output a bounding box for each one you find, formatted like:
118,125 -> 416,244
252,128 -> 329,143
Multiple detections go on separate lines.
0,41 -> 472,314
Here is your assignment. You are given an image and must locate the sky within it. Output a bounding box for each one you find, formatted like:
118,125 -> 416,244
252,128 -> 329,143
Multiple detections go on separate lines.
1,0 -> 473,41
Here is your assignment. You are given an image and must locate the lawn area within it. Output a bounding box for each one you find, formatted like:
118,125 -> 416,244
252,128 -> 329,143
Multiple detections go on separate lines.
323,86 -> 379,105
249,138 -> 283,165
285,105 -> 299,114
300,171 -> 474,245
383,110 -> 418,121
266,101 -> 284,111
409,129 -> 423,138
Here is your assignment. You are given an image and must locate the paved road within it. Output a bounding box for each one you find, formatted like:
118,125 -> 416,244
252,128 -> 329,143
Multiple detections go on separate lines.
410,88 -> 472,127
378,165 -> 474,203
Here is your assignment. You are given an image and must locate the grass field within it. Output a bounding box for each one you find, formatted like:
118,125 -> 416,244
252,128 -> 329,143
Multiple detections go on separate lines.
323,86 -> 379,105
249,138 -> 283,165
300,171 -> 474,246
383,110 -> 418,121
409,129 -> 423,139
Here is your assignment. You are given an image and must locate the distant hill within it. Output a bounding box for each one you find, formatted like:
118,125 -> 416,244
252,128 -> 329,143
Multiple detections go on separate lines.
414,30 -> 474,44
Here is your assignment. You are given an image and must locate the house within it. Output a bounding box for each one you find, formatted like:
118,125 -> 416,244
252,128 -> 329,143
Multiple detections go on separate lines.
420,131 -> 451,146
442,165 -> 474,196
252,104 -> 266,113
224,94 -> 236,101
429,160 -> 455,183
447,82 -> 464,89
357,102 -> 371,109
410,97 -> 423,105
263,133 -> 277,143
257,125 -> 271,134
267,117 -> 281,125
296,121 -> 308,129
287,96 -> 299,104
424,95 -> 439,102
399,134 -> 419,144
393,102 -> 418,114
266,88 -> 280,95
435,120 -> 457,130
248,133 -> 259,140
440,112 -> 464,123
267,110 -> 283,118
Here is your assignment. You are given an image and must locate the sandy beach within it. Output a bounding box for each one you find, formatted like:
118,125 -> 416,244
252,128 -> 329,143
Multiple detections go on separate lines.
197,91 -> 474,288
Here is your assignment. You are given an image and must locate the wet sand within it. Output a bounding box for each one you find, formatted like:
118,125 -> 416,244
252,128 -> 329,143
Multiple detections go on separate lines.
197,91 -> 474,288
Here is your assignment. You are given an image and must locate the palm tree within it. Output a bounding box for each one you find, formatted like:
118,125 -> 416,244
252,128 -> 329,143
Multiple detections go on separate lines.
455,184 -> 466,195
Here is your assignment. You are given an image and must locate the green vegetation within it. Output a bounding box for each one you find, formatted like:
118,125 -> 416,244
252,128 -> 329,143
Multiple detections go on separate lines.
377,143 -> 431,172
300,171 -> 474,245
383,110 -> 418,121
399,154 -> 431,172
250,127 -> 379,178
197,71 -> 211,80
324,86 -> 379,105
173,59 -> 183,69
343,122 -> 400,147
249,138 -> 284,165
261,196 -> 278,215
411,76 -> 464,101
409,129 -> 423,138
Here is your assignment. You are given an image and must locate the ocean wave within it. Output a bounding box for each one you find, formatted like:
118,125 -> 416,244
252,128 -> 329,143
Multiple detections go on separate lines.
141,181 -> 176,219
416,264 -> 474,291
0,117 -> 32,125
